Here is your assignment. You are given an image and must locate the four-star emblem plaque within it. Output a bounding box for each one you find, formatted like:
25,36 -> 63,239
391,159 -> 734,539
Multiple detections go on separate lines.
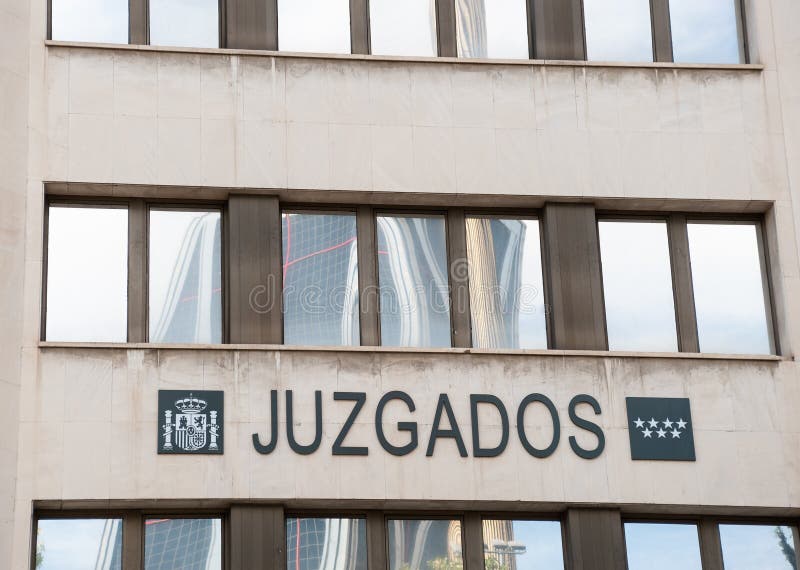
626,397 -> 695,461
158,390 -> 224,455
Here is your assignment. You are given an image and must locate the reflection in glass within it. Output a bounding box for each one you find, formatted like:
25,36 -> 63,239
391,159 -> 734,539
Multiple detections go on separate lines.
456,0 -> 529,59
599,221 -> 678,352
483,520 -> 564,570
46,206 -> 128,342
370,0 -> 438,57
388,519 -> 464,570
466,218 -> 546,349
688,223 -> 772,354
670,0 -> 742,64
584,0 -> 653,62
150,0 -> 220,48
625,523 -> 702,570
51,0 -> 128,43
149,210 -> 222,344
278,0 -> 351,53
377,215 -> 451,348
36,519 -> 122,570
145,518 -> 222,569
282,212 -> 360,346
286,518 -> 368,570
720,525 -> 798,570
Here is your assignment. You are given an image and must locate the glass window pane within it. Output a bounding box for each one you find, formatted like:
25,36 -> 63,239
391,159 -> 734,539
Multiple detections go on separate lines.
46,206 -> 128,342
51,0 -> 128,44
286,517 -> 368,570
456,0 -> 529,59
145,518 -> 222,569
150,0 -> 220,48
584,0 -> 653,62
688,223 -> 772,354
377,215 -> 451,348
720,524 -> 799,570
467,218 -> 546,349
278,0 -> 351,53
282,212 -> 360,346
599,221 -> 678,352
670,0 -> 742,64
36,518 -> 122,570
370,0 -> 438,57
483,520 -> 564,570
149,210 -> 222,344
624,523 -> 702,570
388,519 -> 464,570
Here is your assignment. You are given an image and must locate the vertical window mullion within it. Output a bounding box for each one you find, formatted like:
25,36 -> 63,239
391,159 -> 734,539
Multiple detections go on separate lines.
698,520 -> 724,570
357,206 -> 380,346
122,512 -> 144,570
129,0 -> 149,44
366,512 -> 387,570
128,199 -> 148,343
463,513 -> 484,570
436,0 -> 458,57
447,208 -> 472,348
350,0 -> 371,54
667,214 -> 700,353
650,0 -> 674,62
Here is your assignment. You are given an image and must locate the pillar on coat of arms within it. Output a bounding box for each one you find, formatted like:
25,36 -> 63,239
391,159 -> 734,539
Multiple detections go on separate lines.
163,410 -> 173,450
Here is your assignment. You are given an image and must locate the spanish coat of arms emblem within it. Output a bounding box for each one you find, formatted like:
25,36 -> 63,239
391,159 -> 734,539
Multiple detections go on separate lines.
158,390 -> 224,454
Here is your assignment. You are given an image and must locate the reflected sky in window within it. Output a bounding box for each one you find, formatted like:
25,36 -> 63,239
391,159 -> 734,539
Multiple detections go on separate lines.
670,0 -> 742,64
483,520 -> 564,570
150,0 -> 220,48
278,0 -> 351,53
51,0 -> 128,43
388,519 -> 463,570
286,518 -> 368,570
370,0 -> 438,57
599,221 -> 678,352
456,0 -> 529,59
688,223 -> 772,355
46,206 -> 128,342
720,525 -> 798,570
625,523 -> 702,570
584,0 -> 653,62
37,519 -> 122,570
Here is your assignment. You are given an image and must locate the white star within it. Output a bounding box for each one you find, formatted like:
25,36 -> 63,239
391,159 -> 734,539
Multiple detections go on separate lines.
663,418 -> 674,429
657,429 -> 667,438
642,428 -> 653,438
648,418 -> 659,428
671,429 -> 681,439
634,417 -> 645,429
676,418 -> 688,429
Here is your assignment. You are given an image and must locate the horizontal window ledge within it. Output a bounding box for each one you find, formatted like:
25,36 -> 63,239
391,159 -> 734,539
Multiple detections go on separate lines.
38,341 -> 786,362
44,40 -> 766,72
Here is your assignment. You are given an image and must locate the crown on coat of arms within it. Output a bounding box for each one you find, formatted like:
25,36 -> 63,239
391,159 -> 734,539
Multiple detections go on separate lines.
174,394 -> 208,413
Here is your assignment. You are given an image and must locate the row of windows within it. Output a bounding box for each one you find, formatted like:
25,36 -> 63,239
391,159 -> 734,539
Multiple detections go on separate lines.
50,0 -> 746,64
34,515 -> 799,569
43,203 -> 775,355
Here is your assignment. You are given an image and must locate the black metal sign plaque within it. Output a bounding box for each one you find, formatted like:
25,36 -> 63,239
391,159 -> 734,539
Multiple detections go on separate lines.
626,397 -> 695,461
158,390 -> 224,455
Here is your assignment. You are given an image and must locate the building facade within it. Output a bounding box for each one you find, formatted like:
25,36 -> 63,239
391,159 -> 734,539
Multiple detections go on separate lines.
1,0 -> 800,568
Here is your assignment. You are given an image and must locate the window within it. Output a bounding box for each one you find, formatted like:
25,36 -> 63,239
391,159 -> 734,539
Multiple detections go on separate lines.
482,519 -> 564,570
149,209 -> 222,344
286,517 -> 367,570
282,212 -> 360,346
670,0 -> 743,64
583,0 -> 653,62
145,518 -> 222,568
466,217 -> 547,349
369,0 -> 438,57
51,0 -> 128,43
720,524 -> 799,569
599,220 -> 678,352
46,205 -> 128,342
149,0 -> 220,48
456,0 -> 529,59
624,523 -> 702,570
688,222 -> 772,354
35,518 -> 122,569
278,0 -> 351,53
377,214 -> 452,348
387,519 -> 464,570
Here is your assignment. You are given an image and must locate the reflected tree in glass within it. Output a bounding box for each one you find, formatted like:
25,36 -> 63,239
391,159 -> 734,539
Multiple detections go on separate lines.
370,0 -> 438,56
720,524 -> 798,570
583,0 -> 653,62
51,0 -> 128,43
150,0 -> 220,48
37,519 -> 122,570
670,0 -> 743,64
282,213 -> 360,346
624,523 -> 703,570
466,218 -> 547,349
482,520 -> 564,570
285,518 -> 368,570
144,518 -> 222,569
388,519 -> 464,570
278,0 -> 351,53
377,215 -> 452,348
456,0 -> 529,59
